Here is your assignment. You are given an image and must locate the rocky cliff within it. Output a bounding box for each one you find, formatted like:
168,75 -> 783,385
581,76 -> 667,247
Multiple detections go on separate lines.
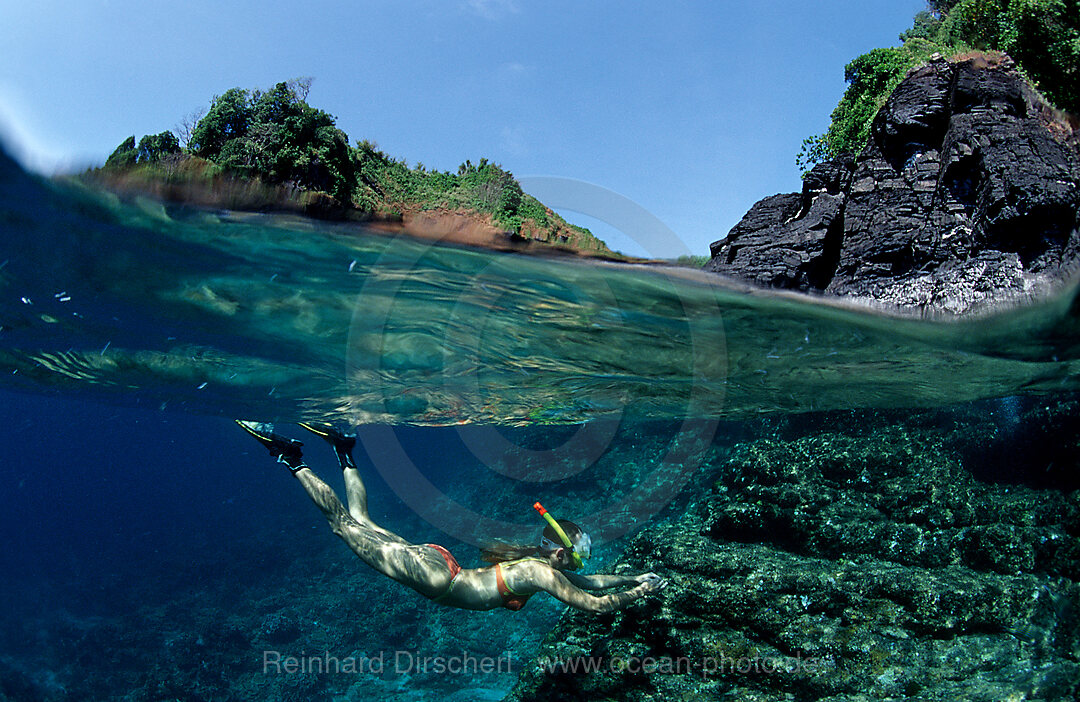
706,57 -> 1080,315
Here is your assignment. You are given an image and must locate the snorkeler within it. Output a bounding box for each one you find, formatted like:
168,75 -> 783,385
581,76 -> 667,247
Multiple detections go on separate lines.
236,421 -> 667,613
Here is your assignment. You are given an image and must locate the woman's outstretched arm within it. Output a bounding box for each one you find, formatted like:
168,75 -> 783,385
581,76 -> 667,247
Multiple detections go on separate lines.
528,564 -> 667,613
562,571 -> 648,591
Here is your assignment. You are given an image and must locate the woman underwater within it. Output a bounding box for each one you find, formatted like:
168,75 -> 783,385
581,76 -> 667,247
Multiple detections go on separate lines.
237,421 -> 667,613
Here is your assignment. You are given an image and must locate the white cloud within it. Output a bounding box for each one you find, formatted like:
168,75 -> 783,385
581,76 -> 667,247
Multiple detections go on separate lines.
500,125 -> 527,156
463,0 -> 520,20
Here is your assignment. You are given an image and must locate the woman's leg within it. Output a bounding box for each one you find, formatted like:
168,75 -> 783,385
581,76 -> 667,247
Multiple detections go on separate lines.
238,421 -> 450,597
293,467 -> 449,597
321,431 -> 401,540
340,464 -> 399,537
297,422 -> 396,535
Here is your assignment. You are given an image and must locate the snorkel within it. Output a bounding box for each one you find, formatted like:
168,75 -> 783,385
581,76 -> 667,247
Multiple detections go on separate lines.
533,502 -> 589,570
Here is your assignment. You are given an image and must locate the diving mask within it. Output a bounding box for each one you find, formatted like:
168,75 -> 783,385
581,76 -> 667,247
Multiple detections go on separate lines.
533,501 -> 591,570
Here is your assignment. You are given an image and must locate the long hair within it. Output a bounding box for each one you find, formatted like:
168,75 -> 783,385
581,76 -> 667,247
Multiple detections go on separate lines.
481,519 -> 584,564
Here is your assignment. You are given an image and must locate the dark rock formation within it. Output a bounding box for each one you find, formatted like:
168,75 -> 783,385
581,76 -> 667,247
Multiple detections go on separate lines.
706,57 -> 1080,314
505,405 -> 1080,701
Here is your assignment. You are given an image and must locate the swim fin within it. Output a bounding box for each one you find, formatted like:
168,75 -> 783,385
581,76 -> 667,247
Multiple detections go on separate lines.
235,420 -> 306,473
298,422 -> 357,470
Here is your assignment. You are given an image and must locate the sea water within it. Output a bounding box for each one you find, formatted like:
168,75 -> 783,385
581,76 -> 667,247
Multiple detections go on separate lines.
1,149 -> 1078,700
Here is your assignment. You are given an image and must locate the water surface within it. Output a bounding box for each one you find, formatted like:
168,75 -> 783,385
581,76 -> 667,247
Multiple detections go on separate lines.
3,150 -> 1079,428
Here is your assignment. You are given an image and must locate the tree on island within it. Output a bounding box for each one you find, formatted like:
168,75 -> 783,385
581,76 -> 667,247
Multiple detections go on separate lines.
105,131 -> 180,167
189,82 -> 354,203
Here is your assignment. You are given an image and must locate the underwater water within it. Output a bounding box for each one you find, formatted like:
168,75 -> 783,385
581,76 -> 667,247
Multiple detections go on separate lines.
1,147 -> 1078,701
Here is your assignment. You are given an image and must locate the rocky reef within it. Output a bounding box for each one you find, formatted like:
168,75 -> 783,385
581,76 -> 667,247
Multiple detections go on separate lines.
506,400 -> 1080,701
3,406 -> 1078,701
706,57 -> 1080,315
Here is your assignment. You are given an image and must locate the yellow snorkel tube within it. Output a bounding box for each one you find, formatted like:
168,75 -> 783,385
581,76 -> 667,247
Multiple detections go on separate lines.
533,502 -> 587,570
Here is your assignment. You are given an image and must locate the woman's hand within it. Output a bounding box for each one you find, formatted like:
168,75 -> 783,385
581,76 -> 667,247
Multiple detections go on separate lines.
636,572 -> 667,594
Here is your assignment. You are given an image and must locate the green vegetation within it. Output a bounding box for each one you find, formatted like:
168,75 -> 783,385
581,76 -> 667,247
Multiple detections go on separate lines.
798,0 -> 1080,172
187,81 -> 355,203
97,80 -> 609,253
104,132 -> 181,169
351,146 -> 559,234
667,255 -> 711,268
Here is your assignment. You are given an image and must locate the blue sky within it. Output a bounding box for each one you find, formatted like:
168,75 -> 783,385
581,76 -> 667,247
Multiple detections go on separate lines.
0,0 -> 925,256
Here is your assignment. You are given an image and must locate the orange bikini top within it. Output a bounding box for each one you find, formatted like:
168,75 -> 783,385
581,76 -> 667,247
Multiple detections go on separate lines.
494,557 -> 546,611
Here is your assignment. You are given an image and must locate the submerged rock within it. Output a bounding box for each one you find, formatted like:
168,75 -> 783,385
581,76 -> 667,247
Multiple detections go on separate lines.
706,57 -> 1080,314
505,410 -> 1080,701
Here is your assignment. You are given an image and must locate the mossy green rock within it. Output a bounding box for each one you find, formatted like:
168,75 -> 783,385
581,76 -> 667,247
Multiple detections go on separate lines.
506,413 -> 1080,701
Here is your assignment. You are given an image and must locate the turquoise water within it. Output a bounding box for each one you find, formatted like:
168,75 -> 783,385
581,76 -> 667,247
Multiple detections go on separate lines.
3,149 -> 1080,428
2,149 -> 1079,700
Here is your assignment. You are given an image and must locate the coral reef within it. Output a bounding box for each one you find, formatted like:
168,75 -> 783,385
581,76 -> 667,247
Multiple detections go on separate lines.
506,401 -> 1080,701
2,404 -> 1078,701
